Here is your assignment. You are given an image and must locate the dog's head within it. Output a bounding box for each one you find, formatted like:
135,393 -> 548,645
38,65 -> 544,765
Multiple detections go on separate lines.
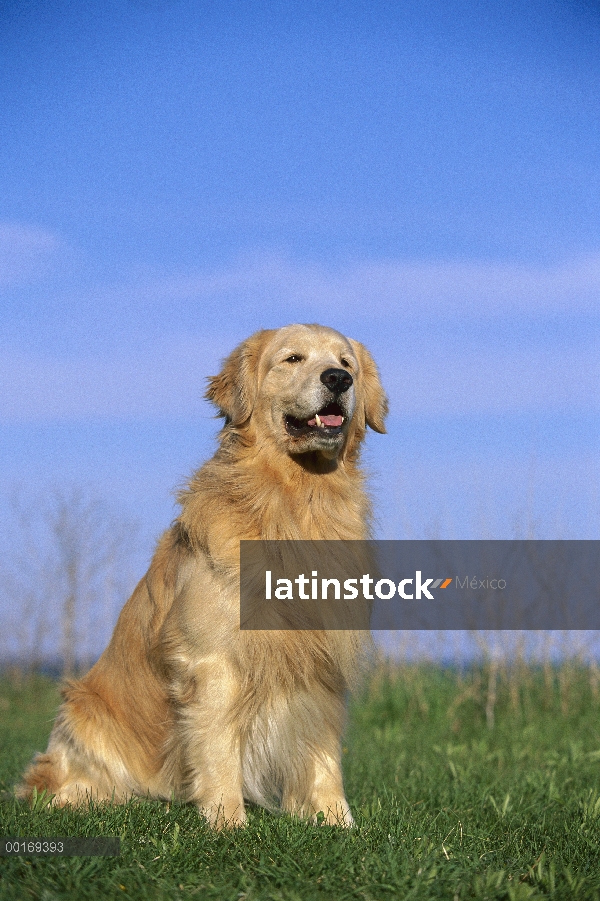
206,324 -> 387,461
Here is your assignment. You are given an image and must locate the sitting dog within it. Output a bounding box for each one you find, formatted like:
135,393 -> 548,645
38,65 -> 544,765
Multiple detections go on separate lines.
18,324 -> 387,827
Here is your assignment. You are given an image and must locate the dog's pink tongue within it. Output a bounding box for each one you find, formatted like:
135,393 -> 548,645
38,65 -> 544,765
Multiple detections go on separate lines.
307,413 -> 343,428
320,414 -> 343,427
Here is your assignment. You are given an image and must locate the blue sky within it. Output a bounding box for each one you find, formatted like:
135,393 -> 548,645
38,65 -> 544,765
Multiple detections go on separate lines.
1,0 -> 599,570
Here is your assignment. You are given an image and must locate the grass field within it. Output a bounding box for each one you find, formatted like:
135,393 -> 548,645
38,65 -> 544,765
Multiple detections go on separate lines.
2,664 -> 600,900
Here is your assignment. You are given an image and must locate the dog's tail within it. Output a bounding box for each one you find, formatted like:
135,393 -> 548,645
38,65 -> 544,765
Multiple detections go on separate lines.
15,750 -> 65,802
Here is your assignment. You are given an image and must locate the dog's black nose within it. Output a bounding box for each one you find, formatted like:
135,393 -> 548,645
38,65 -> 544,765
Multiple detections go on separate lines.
320,368 -> 353,394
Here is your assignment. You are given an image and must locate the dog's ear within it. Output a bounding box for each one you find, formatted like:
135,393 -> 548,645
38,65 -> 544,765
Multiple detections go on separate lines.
348,338 -> 388,434
205,330 -> 275,425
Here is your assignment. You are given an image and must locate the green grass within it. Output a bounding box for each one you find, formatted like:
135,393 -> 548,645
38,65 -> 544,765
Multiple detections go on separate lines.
2,664 -> 600,900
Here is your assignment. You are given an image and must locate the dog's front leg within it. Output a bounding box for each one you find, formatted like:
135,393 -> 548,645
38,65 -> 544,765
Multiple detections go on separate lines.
178,659 -> 246,829
281,732 -> 354,827
308,750 -> 354,827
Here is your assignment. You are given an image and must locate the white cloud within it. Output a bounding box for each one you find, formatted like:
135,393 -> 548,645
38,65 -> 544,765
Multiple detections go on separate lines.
0,222 -> 63,288
382,344 -> 599,415
130,251 -> 600,316
0,335 -> 229,421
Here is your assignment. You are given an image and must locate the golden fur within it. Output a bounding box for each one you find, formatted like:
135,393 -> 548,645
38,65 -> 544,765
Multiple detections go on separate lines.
18,324 -> 387,827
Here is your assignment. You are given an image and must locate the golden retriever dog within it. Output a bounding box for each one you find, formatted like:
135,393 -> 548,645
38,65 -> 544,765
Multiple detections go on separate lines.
18,324 -> 387,827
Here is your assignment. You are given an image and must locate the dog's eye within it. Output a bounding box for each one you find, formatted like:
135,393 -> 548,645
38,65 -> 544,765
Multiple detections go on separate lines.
340,358 -> 351,368
285,355 -> 303,363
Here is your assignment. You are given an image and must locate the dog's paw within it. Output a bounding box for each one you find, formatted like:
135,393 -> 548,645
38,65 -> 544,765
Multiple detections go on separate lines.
198,798 -> 247,830
313,803 -> 354,827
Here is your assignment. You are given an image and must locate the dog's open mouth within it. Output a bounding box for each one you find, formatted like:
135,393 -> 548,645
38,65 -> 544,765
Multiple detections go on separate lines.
285,402 -> 345,437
